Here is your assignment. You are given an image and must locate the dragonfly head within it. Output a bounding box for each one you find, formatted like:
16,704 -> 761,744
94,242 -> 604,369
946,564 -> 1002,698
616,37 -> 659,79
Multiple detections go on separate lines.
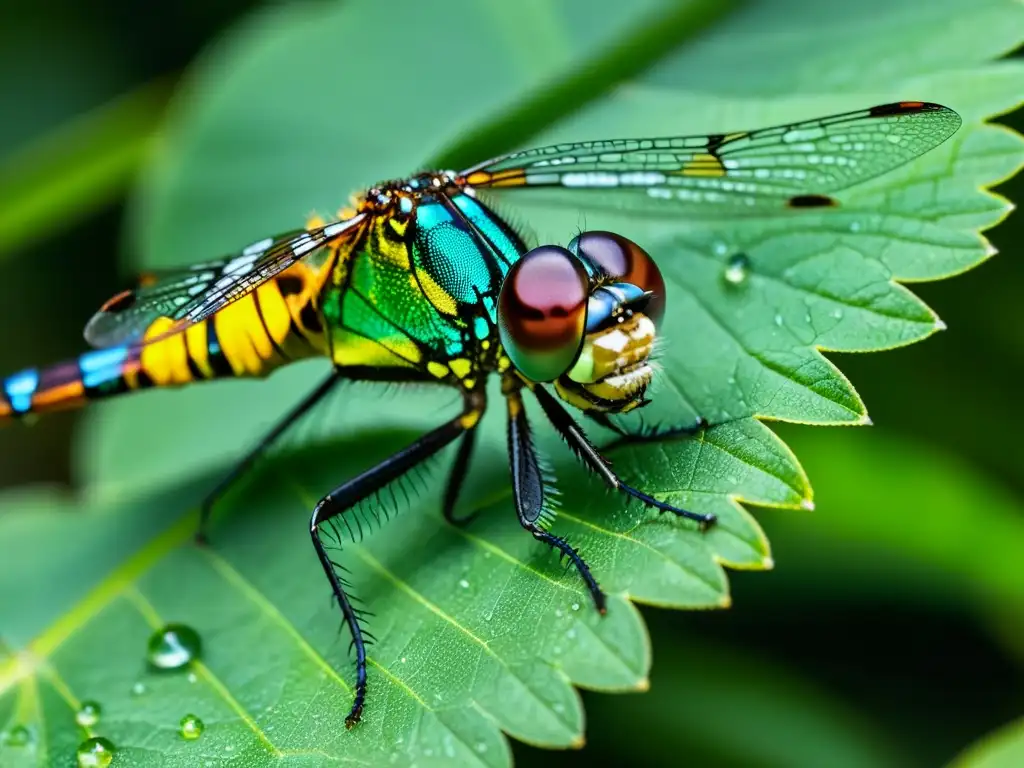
497,231 -> 666,414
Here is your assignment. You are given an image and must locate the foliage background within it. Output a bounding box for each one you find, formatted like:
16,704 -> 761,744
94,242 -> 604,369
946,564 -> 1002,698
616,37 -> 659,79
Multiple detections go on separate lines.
0,0 -> 1021,765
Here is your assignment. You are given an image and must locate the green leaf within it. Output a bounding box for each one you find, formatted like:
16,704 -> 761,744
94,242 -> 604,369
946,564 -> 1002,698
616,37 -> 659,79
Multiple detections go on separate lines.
949,719 -> 1024,768
3,0 -> 1022,765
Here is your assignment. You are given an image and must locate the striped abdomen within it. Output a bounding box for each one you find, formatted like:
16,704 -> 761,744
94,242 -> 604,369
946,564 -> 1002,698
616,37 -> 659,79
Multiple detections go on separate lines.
0,264 -> 328,421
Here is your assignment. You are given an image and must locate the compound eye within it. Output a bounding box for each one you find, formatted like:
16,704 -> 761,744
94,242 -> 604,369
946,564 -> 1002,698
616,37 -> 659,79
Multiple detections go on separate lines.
498,245 -> 589,382
568,231 -> 666,325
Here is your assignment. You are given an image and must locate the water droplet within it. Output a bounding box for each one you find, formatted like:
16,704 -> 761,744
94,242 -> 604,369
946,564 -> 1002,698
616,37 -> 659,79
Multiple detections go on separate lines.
76,736 -> 115,767
458,579 -> 469,589
179,714 -> 204,741
554,609 -> 563,618
774,314 -> 783,327
187,672 -> 197,684
400,657 -> 407,663
131,681 -> 147,696
723,253 -> 750,285
75,701 -> 102,728
849,221 -> 862,232
566,628 -> 577,640
147,623 -> 202,670
571,602 -> 580,612
553,703 -> 565,714
552,646 -> 562,655
831,308 -> 843,319
476,742 -> 488,754
224,744 -> 234,752
3,725 -> 31,747
804,312 -> 812,324
712,241 -> 729,256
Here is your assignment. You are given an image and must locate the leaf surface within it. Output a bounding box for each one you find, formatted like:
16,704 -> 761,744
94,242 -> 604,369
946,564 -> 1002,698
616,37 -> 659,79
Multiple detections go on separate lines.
2,0 -> 1022,765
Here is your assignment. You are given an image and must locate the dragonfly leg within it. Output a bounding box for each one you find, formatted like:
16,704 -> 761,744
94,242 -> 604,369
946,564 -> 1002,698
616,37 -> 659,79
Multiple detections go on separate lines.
195,371 -> 343,545
309,391 -> 485,727
505,385 -> 606,614
442,427 -> 481,526
532,385 -> 716,530
585,410 -> 708,447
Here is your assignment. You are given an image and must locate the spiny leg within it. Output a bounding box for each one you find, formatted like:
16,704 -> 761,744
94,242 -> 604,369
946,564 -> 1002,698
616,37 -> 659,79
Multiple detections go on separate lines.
310,395 -> 484,727
505,384 -> 606,614
196,371 -> 343,544
585,409 -> 708,448
532,385 -> 716,529
442,427 -> 480,526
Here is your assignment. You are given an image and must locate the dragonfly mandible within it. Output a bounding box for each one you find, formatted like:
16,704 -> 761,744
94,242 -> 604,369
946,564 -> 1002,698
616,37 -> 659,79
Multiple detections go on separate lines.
0,101 -> 960,726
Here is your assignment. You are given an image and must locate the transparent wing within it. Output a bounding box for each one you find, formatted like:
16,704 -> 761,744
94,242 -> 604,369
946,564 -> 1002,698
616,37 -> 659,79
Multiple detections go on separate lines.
84,214 -> 366,348
458,102 -> 961,210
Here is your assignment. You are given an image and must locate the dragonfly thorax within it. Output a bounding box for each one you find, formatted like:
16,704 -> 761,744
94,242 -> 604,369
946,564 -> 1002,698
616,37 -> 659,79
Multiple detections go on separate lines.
358,171 -> 463,216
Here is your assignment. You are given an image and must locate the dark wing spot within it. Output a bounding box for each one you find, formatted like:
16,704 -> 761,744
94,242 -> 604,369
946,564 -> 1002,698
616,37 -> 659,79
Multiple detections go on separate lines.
868,101 -> 940,117
277,275 -> 305,296
787,194 -> 838,209
100,289 -> 137,313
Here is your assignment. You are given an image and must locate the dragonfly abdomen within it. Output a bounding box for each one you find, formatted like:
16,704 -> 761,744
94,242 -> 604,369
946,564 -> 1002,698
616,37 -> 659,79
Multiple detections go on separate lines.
0,268 -> 327,421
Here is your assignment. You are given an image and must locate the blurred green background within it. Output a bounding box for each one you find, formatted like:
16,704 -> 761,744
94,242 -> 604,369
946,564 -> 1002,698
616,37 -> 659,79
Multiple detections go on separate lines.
0,1 -> 1020,766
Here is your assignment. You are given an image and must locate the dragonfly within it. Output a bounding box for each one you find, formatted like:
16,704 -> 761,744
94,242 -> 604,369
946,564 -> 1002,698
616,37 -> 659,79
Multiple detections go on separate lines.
0,101 -> 960,726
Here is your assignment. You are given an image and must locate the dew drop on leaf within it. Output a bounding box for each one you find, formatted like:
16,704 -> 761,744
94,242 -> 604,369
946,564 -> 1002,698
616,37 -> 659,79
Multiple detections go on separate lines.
3,724 -> 31,747
147,623 -> 202,670
831,308 -> 844,319
849,220 -> 862,232
712,241 -> 729,256
179,714 -> 205,741
774,314 -> 784,327
476,743 -> 488,754
723,253 -> 750,286
76,736 -> 115,767
75,701 -> 102,728
571,602 -> 580,611
458,579 -> 469,589
130,681 -> 147,696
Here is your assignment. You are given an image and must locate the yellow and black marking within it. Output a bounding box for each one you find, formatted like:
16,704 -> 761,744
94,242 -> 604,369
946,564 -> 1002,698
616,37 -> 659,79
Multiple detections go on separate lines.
678,132 -> 730,177
0,264 -> 329,421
